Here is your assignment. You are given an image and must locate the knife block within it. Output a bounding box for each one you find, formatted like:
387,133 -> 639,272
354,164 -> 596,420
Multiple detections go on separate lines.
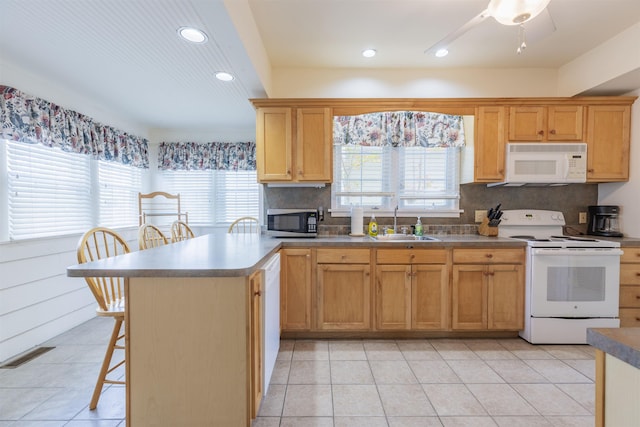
478,217 -> 499,236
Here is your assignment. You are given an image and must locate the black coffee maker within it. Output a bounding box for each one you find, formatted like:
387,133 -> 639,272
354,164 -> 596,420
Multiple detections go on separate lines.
587,205 -> 623,237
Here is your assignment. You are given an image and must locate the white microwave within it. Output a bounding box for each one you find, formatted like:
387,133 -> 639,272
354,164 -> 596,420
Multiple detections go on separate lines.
492,143 -> 587,186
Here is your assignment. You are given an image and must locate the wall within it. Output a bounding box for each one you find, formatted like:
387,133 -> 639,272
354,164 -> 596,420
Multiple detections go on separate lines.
598,88 -> 640,237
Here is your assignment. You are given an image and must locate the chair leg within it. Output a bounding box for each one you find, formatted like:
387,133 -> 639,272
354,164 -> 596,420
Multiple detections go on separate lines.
90,318 -> 124,410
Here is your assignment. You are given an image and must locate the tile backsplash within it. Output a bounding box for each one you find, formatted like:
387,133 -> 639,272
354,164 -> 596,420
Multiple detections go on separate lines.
264,183 -> 598,235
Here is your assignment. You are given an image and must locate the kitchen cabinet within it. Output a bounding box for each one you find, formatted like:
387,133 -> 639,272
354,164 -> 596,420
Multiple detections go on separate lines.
474,106 -> 507,182
451,248 -> 524,330
586,105 -> 631,182
255,107 -> 332,183
508,105 -> 584,141
316,248 -> 371,330
249,270 -> 263,418
375,249 -> 449,330
619,247 -> 640,327
280,248 -> 312,331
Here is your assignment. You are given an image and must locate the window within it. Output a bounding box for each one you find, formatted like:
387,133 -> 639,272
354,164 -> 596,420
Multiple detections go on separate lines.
3,139 -> 145,241
6,140 -> 92,240
332,145 -> 461,217
98,161 -> 143,228
162,170 -> 261,225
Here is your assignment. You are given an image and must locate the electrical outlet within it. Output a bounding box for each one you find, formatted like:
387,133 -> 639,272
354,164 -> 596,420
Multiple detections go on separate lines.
475,210 -> 487,223
579,212 -> 587,224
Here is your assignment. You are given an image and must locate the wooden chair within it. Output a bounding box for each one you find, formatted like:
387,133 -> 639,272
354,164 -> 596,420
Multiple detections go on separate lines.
171,220 -> 195,243
138,223 -> 169,250
76,227 -> 131,410
228,216 -> 261,234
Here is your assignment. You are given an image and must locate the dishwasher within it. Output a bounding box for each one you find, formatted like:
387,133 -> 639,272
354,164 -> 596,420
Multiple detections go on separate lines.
262,252 -> 280,395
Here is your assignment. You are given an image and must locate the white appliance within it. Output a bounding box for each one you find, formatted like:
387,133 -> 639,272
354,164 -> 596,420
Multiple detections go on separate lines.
262,252 -> 280,395
499,209 -> 623,344
489,143 -> 587,187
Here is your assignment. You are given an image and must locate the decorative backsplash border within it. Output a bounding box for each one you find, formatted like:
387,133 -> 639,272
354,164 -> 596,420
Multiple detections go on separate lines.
319,224 -> 480,236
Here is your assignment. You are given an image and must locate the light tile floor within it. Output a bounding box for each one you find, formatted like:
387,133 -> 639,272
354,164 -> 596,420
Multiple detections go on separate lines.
0,317 -> 596,426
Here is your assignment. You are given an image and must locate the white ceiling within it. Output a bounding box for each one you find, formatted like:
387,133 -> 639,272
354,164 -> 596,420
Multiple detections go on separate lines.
2,0 -> 640,135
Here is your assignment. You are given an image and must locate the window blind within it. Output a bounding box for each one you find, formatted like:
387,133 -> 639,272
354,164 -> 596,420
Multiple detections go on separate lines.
7,141 -> 92,239
162,170 -> 214,225
98,160 -> 143,228
213,170 -> 261,223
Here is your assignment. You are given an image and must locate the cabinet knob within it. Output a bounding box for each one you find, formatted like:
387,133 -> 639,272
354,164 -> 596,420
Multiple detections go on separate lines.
588,169 -> 595,173
549,129 -> 556,135
485,253 -> 493,258
636,295 -> 640,299
254,290 -> 261,297
538,130 -> 544,136
636,317 -> 640,322
635,272 -> 640,276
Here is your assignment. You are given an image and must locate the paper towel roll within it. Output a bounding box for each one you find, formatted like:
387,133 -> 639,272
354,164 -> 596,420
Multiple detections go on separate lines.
351,207 -> 364,235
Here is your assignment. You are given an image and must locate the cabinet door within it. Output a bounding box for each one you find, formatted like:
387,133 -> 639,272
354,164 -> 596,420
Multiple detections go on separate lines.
487,264 -> 524,330
317,264 -> 371,330
547,106 -> 584,141
375,265 -> 411,330
412,264 -> 449,330
249,271 -> 263,418
451,265 -> 487,330
586,105 -> 631,182
508,106 -> 545,141
475,106 -> 506,182
256,107 -> 292,181
296,108 -> 332,182
280,248 -> 312,330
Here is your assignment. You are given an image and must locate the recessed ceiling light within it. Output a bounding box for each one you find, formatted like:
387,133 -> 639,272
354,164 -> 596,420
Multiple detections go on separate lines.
178,27 -> 208,43
215,72 -> 235,82
362,49 -> 377,58
435,48 -> 449,58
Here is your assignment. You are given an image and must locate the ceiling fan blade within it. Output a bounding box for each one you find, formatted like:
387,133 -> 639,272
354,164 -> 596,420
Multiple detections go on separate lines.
424,9 -> 490,54
522,8 -> 556,43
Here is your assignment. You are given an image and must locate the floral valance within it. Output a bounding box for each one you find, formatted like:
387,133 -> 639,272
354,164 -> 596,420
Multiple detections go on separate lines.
158,141 -> 256,171
333,111 -> 465,148
0,85 -> 149,168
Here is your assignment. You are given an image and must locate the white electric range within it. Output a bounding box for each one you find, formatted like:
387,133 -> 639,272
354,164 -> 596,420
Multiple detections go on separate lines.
498,210 -> 623,344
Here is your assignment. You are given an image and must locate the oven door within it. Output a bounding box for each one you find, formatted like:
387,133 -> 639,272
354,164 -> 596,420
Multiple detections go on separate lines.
529,248 -> 623,318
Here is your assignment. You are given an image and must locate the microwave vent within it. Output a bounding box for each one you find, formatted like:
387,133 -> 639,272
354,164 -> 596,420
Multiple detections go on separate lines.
508,143 -> 586,154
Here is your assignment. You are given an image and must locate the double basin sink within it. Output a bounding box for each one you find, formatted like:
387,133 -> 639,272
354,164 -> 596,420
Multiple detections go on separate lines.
370,234 -> 440,242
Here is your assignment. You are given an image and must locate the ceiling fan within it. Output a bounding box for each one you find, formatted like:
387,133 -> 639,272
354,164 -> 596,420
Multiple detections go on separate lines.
425,0 -> 556,56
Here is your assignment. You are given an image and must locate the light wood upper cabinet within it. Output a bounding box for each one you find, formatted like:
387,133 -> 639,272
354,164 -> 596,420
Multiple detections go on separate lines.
508,106 -> 584,141
451,248 -> 524,331
586,105 -> 631,182
316,248 -> 371,330
280,248 -> 312,331
255,107 -> 332,183
475,106 -> 506,182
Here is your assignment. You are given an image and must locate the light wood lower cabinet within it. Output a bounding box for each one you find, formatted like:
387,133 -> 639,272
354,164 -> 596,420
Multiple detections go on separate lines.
451,248 -> 525,331
316,248 -> 371,330
375,249 -> 449,330
249,270 -> 263,419
619,247 -> 640,327
280,248 -> 312,331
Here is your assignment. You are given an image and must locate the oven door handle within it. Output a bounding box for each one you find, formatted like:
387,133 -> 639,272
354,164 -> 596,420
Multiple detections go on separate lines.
531,248 -> 624,256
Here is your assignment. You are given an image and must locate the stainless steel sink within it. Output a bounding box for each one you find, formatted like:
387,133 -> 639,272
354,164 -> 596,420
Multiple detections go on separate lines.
371,234 -> 440,242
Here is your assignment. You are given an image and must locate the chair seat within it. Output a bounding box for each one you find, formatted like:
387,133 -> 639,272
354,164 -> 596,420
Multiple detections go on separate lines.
96,299 -> 125,316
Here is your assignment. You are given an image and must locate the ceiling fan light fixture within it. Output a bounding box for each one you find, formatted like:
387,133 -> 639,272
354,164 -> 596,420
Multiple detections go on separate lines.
487,0 -> 551,26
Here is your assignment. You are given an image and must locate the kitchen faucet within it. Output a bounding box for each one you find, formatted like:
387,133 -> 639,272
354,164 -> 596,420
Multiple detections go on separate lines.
393,205 -> 398,233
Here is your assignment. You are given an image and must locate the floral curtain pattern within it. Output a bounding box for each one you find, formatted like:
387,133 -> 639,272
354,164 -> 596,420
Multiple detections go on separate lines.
333,111 -> 465,148
158,141 -> 256,171
0,85 -> 149,168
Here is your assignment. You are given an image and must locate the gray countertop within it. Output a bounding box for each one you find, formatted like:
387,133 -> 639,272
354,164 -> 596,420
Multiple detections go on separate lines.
587,328 -> 640,369
66,233 -> 525,278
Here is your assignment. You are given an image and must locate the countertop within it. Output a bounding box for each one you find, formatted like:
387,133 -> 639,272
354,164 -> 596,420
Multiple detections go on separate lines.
66,233 -> 525,278
587,328 -> 640,369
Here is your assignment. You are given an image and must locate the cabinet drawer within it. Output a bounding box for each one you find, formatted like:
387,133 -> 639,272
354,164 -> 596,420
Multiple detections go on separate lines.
453,248 -> 524,264
621,247 -> 640,263
620,265 -> 640,285
376,249 -> 448,264
316,248 -> 370,264
619,308 -> 640,327
620,286 -> 640,308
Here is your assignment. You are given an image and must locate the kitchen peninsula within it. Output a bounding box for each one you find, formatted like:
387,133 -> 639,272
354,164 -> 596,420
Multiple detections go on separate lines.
67,232 -> 525,426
